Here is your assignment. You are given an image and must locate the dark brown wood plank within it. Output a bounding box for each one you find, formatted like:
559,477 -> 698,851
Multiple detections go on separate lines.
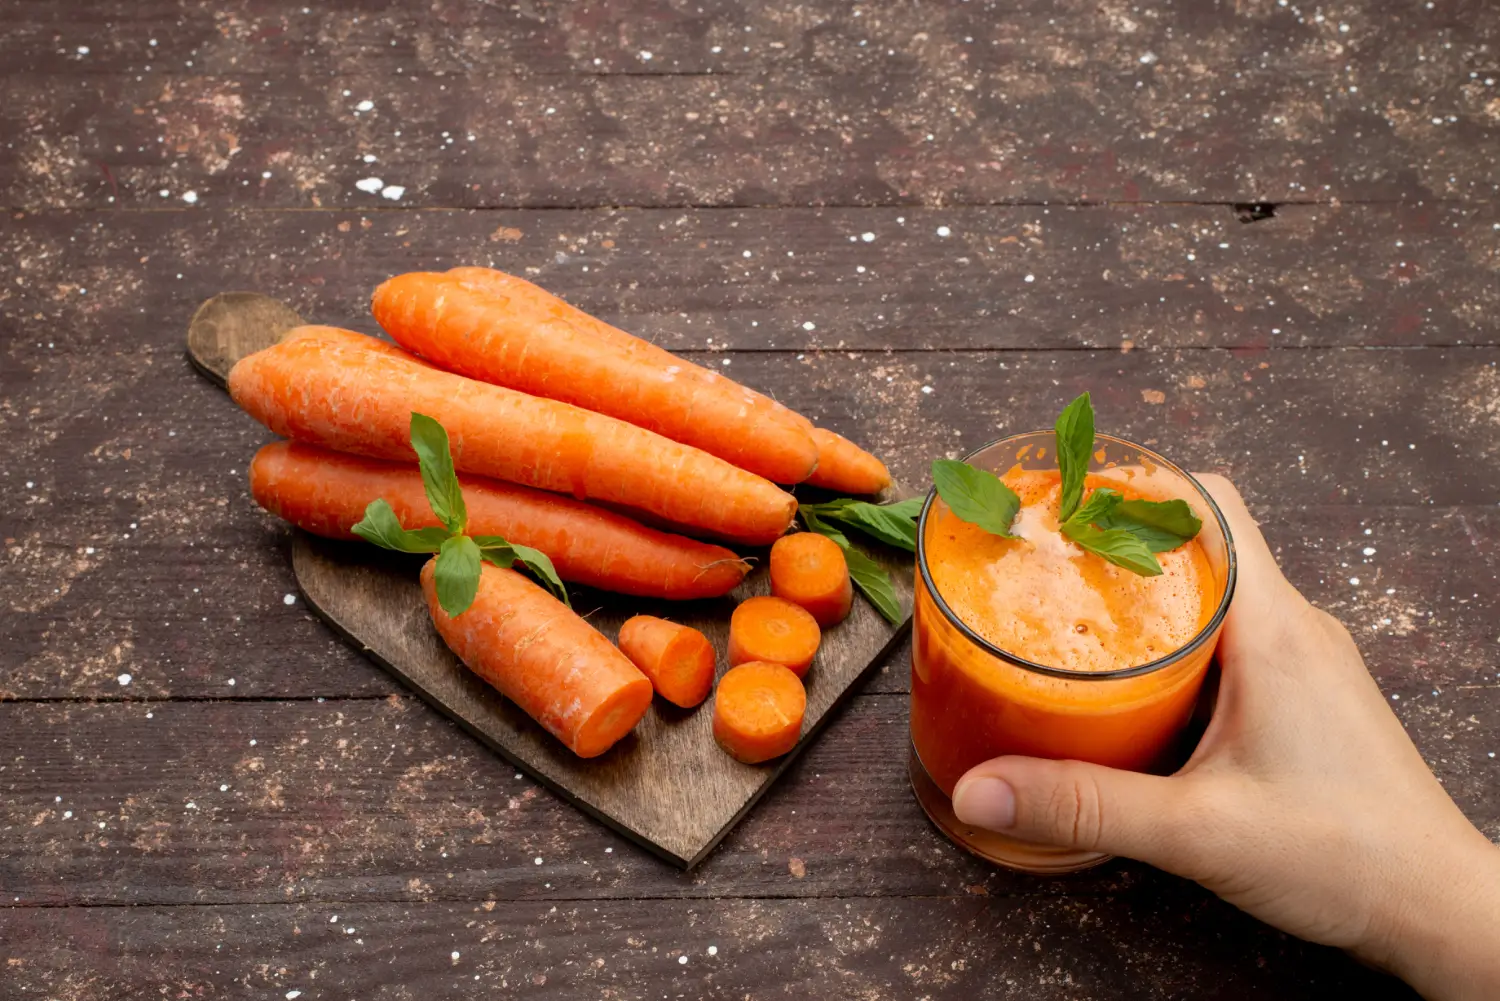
2,687 -> 1493,908
7,0 -> 1493,79
0,895 -> 1412,1001
6,58 -> 1497,208
5,342 -> 1497,699
8,204 -> 1498,351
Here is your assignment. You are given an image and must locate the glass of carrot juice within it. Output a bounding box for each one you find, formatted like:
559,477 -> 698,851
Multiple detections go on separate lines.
909,431 -> 1237,873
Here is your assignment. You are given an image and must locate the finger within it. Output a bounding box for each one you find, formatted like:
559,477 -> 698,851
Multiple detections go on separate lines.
952,755 -> 1191,867
1191,472 -> 1295,625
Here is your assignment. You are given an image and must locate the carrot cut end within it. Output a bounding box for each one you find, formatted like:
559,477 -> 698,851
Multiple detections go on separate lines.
712,662 -> 807,764
572,676 -> 655,758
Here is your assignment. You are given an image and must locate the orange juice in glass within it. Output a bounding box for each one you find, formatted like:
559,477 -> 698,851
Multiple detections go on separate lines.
909,429 -> 1236,873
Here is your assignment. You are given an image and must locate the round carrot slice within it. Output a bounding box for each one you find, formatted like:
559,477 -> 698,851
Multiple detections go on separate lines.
770,533 -> 853,627
616,615 -> 716,708
712,662 -> 807,764
727,596 -> 821,677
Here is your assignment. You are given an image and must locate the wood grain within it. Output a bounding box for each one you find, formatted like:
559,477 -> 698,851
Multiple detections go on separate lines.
9,204 -> 1498,353
0,895 -> 1414,1001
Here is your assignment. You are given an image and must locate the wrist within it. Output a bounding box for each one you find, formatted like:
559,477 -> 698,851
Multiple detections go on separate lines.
1365,830 -> 1500,1000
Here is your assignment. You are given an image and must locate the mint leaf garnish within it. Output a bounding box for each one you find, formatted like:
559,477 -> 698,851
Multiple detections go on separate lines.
351,499 -> 451,553
931,459 -> 1021,538
472,535 -> 570,606
433,534 -> 483,616
1059,522 -> 1163,577
1096,498 -> 1203,553
841,544 -> 904,624
1066,487 -> 1122,528
409,412 -> 467,535
800,498 -> 920,552
1054,392 -> 1095,522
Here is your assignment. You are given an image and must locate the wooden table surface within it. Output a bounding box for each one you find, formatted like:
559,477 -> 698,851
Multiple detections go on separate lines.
3,1 -> 1497,997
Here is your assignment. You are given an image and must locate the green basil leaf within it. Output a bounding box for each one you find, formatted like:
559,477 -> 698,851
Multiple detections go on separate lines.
879,497 -> 925,521
510,543 -> 570,607
930,459 -> 1020,538
350,499 -> 451,553
1054,392 -> 1095,522
841,545 -> 904,625
799,507 -> 851,548
1060,521 -> 1163,577
409,412 -> 468,535
433,534 -> 483,617
1096,498 -> 1203,553
1065,487 -> 1123,529
816,500 -> 918,552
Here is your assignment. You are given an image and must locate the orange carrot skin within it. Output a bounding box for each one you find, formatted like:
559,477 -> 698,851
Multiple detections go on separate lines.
805,428 -> 892,494
227,328 -> 797,546
372,270 -> 820,484
770,533 -> 853,627
616,615 -> 716,708
422,560 -> 654,758
249,440 -> 749,599
713,662 -> 806,764
727,595 -> 821,677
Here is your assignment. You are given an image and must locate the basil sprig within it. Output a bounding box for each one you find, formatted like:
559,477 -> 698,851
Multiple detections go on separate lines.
930,393 -> 1203,577
351,413 -> 568,616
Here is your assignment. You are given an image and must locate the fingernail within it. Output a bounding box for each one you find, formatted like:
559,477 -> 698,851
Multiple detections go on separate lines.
952,776 -> 1016,831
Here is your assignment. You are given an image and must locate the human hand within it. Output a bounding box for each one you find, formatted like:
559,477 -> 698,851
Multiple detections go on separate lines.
950,474 -> 1500,1000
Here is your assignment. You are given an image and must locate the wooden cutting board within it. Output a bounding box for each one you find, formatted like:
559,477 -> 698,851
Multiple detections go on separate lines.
188,293 -> 914,868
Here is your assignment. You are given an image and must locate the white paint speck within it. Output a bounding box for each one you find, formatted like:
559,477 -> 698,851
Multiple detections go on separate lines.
380,184 -> 406,200
678,955 -> 688,965
1349,577 -> 1361,586
708,945 -> 718,956
639,50 -> 653,60
721,358 -> 731,366
355,177 -> 384,193
742,250 -> 752,258
1139,51 -> 1157,64
534,857 -> 543,865
355,99 -> 374,111
1024,274 -> 1035,283
860,232 -> 876,242
283,593 -> 297,605
1363,547 -> 1376,556
286,992 -> 302,1000
936,225 -> 951,237
362,153 -> 377,163
262,170 -> 272,179
802,321 -> 816,331
77,45 -> 90,55
117,673 -> 132,686
921,385 -> 933,395
227,678 -> 236,686
63,810 -> 73,819
181,190 -> 198,204
452,951 -> 461,962
219,784 -> 229,792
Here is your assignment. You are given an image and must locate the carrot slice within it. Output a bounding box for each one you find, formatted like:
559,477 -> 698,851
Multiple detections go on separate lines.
770,533 -> 853,627
616,615 -> 716,708
422,560 -> 654,758
804,428 -> 892,494
727,595 -> 821,677
712,662 -> 807,764
372,269 -> 819,484
249,441 -> 749,600
227,328 -> 797,545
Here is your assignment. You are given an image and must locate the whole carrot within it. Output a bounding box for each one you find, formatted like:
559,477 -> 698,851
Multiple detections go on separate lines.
804,428 -> 892,494
228,329 -> 797,545
423,560 -> 655,758
250,440 -> 749,599
372,269 -> 819,484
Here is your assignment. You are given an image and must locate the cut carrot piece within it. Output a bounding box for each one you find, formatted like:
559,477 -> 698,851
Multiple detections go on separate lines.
249,441 -> 749,599
372,270 -> 820,484
227,328 -> 797,545
770,533 -> 853,627
616,615 -> 716,708
712,662 -> 807,764
422,560 -> 653,758
805,428 -> 892,494
727,595 -> 821,677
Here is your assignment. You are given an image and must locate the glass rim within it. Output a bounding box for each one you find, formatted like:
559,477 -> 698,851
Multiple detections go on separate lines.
916,431 -> 1239,681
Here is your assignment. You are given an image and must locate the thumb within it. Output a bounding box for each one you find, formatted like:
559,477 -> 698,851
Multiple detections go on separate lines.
952,756 -> 1191,866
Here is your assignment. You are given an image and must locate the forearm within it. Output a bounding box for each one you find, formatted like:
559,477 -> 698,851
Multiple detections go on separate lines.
1371,832 -> 1500,1001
